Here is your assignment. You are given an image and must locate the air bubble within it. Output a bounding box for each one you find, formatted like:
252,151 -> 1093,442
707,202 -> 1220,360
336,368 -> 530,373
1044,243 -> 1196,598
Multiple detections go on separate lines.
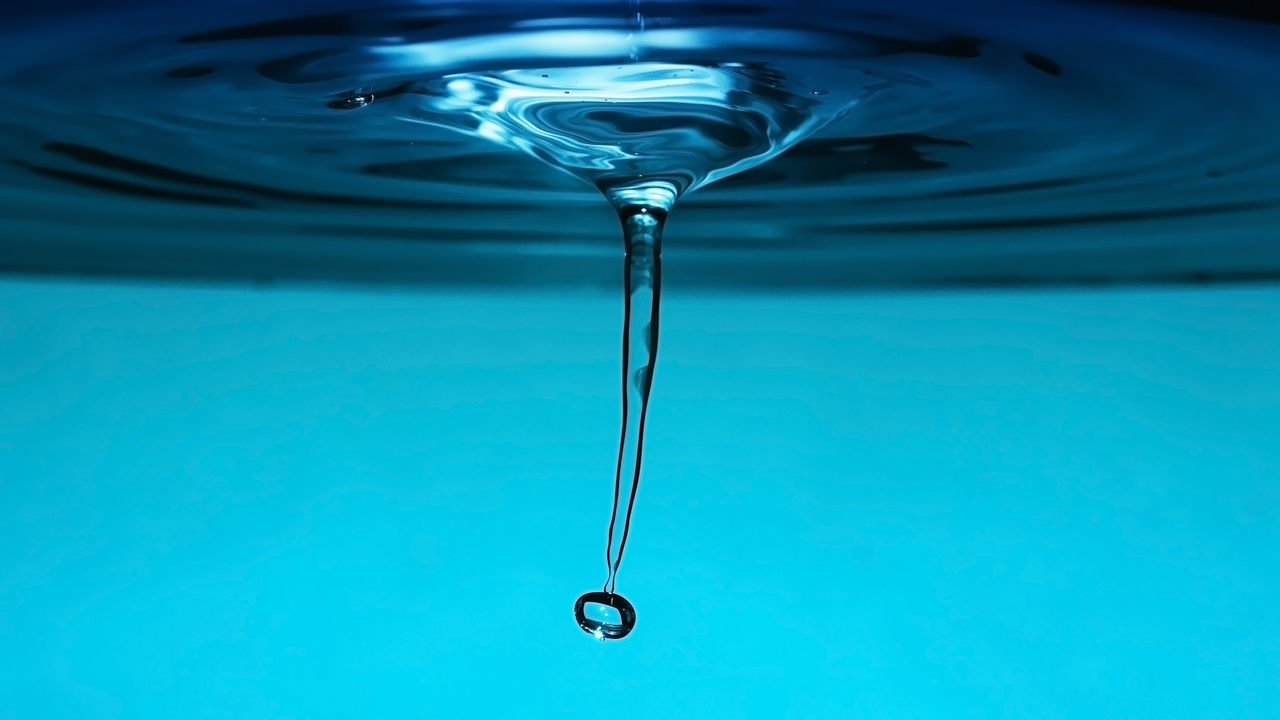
574,591 -> 636,640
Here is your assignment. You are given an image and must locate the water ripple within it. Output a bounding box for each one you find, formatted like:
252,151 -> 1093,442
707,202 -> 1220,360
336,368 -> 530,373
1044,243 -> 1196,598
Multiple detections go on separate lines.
1,0 -> 1278,290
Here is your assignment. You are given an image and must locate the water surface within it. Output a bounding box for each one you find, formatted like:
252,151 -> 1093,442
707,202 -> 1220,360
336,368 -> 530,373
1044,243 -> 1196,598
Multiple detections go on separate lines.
2,0 -> 1279,289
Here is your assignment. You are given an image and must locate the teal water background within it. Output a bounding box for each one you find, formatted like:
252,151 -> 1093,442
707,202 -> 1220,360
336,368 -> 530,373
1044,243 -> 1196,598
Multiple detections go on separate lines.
2,277 -> 1277,717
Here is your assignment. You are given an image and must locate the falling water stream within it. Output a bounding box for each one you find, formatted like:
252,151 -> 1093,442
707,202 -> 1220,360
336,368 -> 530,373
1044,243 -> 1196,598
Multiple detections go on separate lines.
579,204 -> 663,640
406,55 -> 861,638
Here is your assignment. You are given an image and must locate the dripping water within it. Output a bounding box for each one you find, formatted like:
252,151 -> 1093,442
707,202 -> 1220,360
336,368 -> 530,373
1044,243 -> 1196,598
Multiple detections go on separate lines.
575,199 -> 665,642
385,25 -> 862,643
604,203 -> 664,596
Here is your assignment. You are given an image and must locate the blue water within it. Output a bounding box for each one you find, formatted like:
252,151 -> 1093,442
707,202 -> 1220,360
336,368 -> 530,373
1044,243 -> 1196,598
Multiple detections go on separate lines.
3,0 -> 1280,717
3,279 -> 1278,717
4,0 -> 1280,288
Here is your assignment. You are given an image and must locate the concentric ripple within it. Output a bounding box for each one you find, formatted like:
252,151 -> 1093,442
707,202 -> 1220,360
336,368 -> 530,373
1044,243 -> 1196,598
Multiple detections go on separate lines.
2,0 -> 1279,290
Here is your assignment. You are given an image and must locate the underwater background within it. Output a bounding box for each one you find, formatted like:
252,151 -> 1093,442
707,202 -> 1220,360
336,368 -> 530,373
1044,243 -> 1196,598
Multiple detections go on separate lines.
2,0 -> 1279,717
3,281 -> 1280,717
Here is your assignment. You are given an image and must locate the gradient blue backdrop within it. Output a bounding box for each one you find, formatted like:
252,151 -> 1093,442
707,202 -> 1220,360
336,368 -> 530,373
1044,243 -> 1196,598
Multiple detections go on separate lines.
2,278 -> 1278,718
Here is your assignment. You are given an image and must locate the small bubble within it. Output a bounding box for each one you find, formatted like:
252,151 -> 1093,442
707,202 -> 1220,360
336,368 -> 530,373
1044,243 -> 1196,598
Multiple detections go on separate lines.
328,93 -> 374,111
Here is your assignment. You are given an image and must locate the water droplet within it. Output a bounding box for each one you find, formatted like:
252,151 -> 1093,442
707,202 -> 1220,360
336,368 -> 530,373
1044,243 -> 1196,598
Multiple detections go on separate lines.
328,93 -> 374,111
575,592 -> 636,640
